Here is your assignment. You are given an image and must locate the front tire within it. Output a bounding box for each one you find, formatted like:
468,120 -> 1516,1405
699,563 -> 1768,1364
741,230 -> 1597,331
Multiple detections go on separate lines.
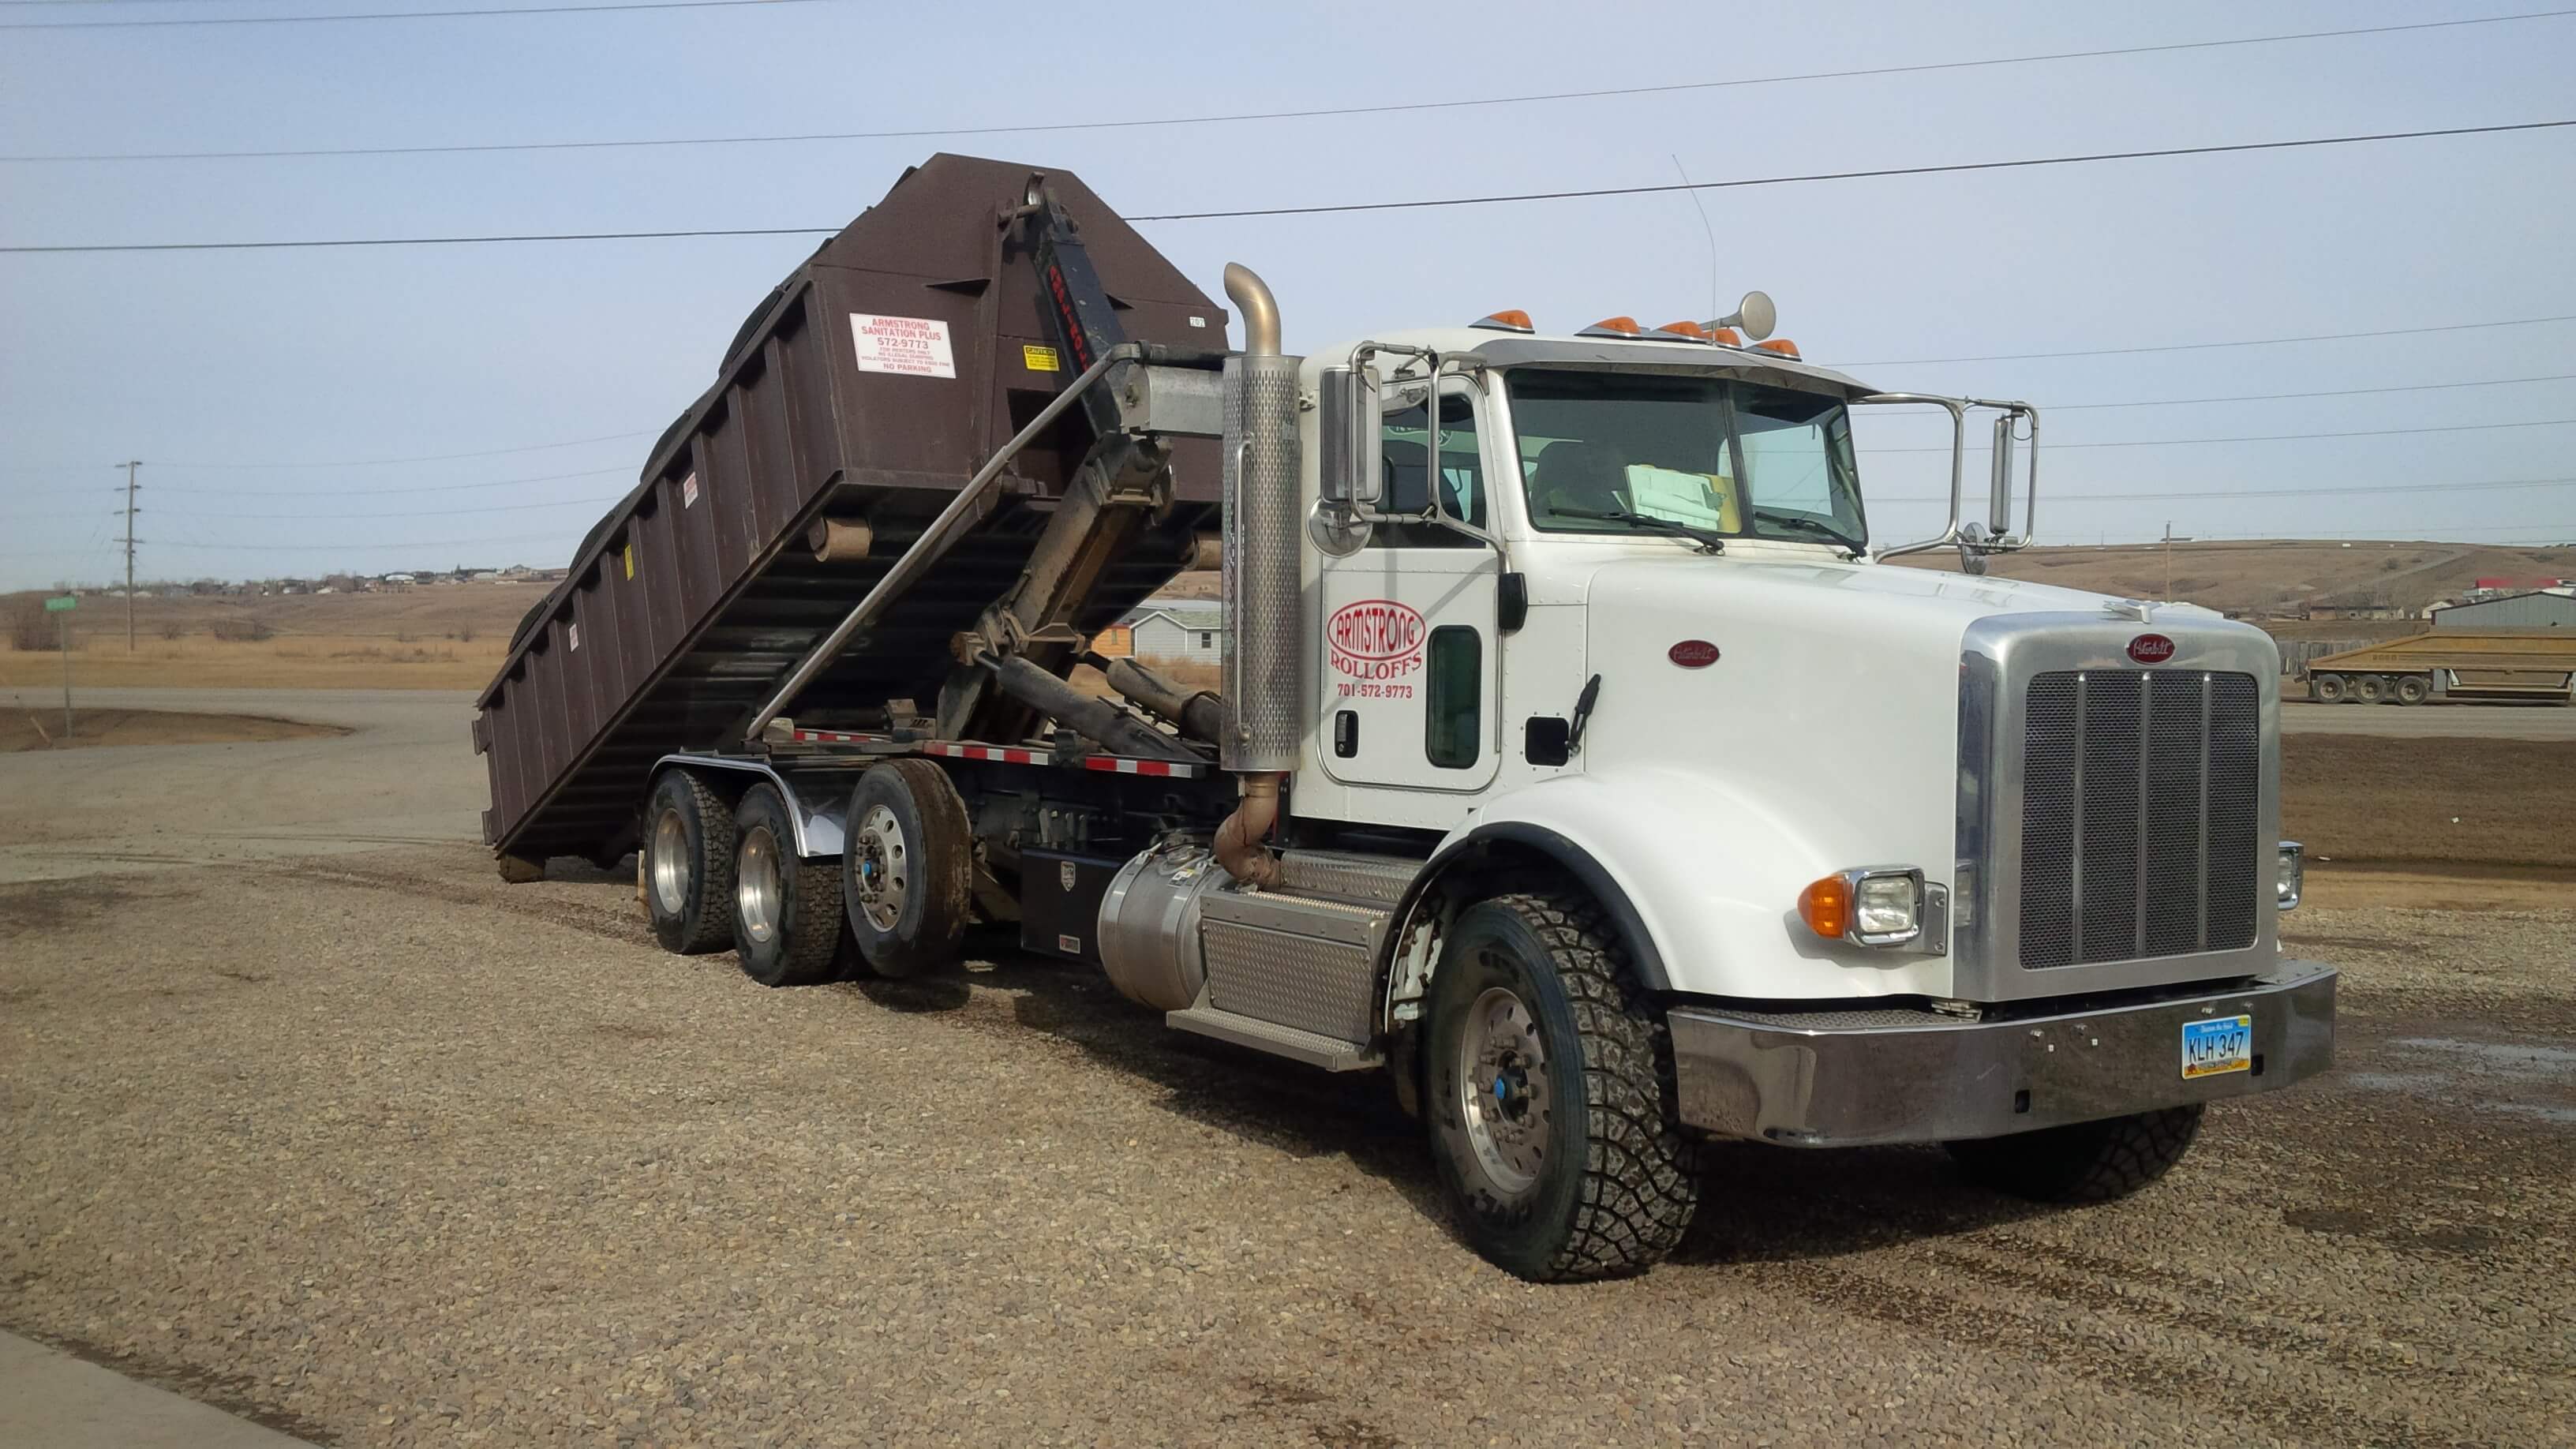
1424,893 -> 1699,1282
841,759 -> 972,979
643,769 -> 735,955
729,784 -> 842,987
1945,1104 -> 2204,1203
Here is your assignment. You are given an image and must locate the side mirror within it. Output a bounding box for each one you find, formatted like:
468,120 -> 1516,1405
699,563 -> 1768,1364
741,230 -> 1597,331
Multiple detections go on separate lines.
1317,367 -> 1383,507
1988,410 -> 2016,538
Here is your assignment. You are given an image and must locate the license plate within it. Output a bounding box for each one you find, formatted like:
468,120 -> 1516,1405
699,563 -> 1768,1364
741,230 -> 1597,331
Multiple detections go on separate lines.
2181,1015 -> 2253,1079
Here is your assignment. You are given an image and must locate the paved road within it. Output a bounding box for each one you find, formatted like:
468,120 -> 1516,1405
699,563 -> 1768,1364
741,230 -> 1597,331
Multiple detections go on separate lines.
0,1334 -> 313,1448
1,687 -> 2570,1445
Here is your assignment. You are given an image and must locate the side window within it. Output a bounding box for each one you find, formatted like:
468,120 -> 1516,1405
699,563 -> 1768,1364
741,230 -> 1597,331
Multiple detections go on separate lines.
1425,626 -> 1482,768
1374,388 -> 1485,549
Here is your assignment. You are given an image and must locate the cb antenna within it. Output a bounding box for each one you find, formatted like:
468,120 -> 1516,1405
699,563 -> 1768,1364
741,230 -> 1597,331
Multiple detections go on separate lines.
1669,153 -> 1719,323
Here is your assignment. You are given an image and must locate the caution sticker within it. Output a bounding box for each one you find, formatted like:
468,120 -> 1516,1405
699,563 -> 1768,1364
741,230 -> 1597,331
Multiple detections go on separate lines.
1021,343 -> 1060,373
622,543 -> 635,580
849,313 -> 957,379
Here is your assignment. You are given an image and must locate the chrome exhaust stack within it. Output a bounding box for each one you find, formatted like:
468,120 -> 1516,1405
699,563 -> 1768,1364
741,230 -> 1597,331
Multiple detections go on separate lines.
1215,264 -> 1300,887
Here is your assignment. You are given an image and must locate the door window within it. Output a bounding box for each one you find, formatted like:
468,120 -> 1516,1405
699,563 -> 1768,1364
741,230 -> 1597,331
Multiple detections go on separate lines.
1375,388 -> 1485,549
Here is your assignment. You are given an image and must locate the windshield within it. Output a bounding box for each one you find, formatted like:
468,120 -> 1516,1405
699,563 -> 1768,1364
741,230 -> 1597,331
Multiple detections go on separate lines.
1506,371 -> 1866,550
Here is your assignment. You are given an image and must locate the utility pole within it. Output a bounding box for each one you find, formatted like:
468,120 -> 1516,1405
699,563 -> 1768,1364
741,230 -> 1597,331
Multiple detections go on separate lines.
116,460 -> 142,650
2163,519 -> 2174,601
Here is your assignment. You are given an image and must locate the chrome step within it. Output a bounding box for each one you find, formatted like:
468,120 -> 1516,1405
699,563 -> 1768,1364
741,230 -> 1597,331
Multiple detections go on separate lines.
1166,1004 -> 1377,1072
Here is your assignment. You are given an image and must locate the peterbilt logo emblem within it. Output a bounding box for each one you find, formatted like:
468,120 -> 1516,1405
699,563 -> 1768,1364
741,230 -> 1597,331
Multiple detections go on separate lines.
1327,599 -> 1426,679
1059,860 -> 1078,891
1667,640 -> 1721,668
2128,633 -> 2177,665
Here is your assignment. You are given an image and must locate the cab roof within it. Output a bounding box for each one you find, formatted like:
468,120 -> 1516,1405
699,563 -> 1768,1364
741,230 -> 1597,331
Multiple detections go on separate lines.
1308,326 -> 1877,400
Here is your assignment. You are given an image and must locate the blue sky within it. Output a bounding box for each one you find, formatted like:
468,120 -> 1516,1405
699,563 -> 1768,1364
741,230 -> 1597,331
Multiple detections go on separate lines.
3,0 -> 2572,589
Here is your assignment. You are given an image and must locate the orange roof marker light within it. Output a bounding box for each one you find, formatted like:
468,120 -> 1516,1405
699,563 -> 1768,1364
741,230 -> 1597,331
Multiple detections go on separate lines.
1653,320 -> 1713,342
1577,316 -> 1644,339
1699,324 -> 1745,346
1752,338 -> 1802,360
1471,309 -> 1535,334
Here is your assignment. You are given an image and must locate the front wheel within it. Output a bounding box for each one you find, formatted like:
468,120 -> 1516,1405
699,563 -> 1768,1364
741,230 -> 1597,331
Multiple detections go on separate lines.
1424,893 -> 1699,1282
1945,1104 -> 2204,1203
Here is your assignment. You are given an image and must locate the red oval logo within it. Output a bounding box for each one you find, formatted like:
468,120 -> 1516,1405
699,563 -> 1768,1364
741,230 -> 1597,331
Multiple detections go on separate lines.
1668,639 -> 1721,669
1327,599 -> 1428,680
2128,633 -> 2177,665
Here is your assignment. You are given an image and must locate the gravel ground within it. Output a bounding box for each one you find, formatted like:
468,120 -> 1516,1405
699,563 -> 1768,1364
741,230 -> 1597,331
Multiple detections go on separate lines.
4,841 -> 2571,1448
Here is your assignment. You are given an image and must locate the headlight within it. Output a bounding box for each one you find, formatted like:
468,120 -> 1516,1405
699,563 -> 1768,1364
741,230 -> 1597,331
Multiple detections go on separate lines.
1855,874 -> 1920,938
1799,867 -> 1929,948
2276,841 -> 2305,911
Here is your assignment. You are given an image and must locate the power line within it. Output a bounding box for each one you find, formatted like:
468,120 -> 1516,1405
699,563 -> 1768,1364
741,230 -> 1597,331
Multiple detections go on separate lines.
12,9 -> 2570,160
150,492 -> 622,519
144,532 -> 578,551
144,464 -> 627,496
1864,416 -> 2576,452
9,118 -> 2570,254
2042,372 -> 2576,410
1875,475 -> 2575,504
1844,314 -> 2576,366
137,428 -> 654,470
2,0 -> 839,30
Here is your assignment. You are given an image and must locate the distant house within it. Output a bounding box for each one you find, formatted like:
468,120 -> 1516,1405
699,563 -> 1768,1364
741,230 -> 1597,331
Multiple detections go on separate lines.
383,573 -> 416,586
470,571 -> 502,584
1123,605 -> 1224,665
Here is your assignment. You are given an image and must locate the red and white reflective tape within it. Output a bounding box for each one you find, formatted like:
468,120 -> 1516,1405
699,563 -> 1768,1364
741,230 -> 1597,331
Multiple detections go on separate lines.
788,729 -> 1204,779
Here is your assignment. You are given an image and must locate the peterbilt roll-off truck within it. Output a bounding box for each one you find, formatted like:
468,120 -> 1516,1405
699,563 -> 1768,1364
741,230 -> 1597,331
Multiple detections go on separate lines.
474,155 -> 2336,1282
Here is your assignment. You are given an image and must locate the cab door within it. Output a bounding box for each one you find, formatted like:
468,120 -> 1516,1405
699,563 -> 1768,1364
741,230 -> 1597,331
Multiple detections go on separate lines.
1316,378 -> 1501,792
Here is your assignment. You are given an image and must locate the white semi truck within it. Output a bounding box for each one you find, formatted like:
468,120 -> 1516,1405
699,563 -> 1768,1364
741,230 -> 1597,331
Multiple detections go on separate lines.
477,155 -> 2335,1282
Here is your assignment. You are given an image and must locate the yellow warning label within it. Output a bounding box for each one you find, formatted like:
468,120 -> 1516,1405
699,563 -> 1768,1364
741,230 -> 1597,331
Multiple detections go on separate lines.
622,544 -> 635,580
1022,343 -> 1061,373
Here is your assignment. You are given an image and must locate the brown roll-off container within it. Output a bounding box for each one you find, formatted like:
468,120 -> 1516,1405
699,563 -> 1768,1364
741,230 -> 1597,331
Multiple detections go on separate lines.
471,154 -> 1229,866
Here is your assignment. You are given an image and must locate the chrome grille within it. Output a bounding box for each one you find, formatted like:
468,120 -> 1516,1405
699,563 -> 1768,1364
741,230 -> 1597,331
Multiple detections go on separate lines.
2018,670 -> 2259,969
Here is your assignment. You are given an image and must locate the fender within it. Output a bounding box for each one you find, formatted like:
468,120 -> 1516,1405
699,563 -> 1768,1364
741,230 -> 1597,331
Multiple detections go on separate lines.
1384,822 -> 1676,996
1378,769 -> 1956,1020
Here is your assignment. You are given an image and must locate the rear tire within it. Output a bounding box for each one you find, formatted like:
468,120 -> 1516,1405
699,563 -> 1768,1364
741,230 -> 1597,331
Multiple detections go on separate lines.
643,769 -> 735,955
729,784 -> 842,987
1946,1104 -> 2204,1203
842,759 -> 973,979
2354,673 -> 2390,705
2394,674 -> 2430,705
1424,893 -> 1699,1282
2312,673 -> 2349,703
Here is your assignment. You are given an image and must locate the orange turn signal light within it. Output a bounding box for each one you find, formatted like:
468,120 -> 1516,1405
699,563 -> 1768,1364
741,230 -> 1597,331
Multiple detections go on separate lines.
1705,325 -> 1744,346
1797,874 -> 1850,938
1654,320 -> 1711,341
1578,316 -> 1644,338
1473,309 -> 1535,334
1753,338 -> 1802,359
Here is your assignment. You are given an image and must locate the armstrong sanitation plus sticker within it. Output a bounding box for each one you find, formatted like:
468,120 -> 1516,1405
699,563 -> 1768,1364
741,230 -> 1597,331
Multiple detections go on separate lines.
849,313 -> 957,379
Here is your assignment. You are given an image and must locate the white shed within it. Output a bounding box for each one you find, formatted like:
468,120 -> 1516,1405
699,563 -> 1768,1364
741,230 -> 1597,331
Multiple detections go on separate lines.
1125,606 -> 1225,665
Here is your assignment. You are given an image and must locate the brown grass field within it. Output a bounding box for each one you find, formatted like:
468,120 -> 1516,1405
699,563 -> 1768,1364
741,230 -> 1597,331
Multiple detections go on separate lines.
0,582 -> 542,690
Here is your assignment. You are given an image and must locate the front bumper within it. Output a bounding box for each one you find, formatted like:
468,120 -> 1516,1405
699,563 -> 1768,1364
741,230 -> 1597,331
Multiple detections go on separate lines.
1668,961 -> 2336,1147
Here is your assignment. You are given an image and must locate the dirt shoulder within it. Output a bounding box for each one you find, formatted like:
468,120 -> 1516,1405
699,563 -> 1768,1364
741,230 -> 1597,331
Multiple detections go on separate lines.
1,707 -> 348,754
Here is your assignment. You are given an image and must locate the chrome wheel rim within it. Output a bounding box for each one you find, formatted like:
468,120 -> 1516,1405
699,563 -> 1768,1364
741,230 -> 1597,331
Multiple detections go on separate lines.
1458,981 -> 1551,1196
848,803 -> 908,931
736,826 -> 783,945
650,807 -> 690,916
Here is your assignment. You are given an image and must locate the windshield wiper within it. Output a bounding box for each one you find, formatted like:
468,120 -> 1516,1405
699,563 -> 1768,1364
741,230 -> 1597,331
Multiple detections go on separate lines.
1553,507 -> 1725,554
1751,508 -> 1863,555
